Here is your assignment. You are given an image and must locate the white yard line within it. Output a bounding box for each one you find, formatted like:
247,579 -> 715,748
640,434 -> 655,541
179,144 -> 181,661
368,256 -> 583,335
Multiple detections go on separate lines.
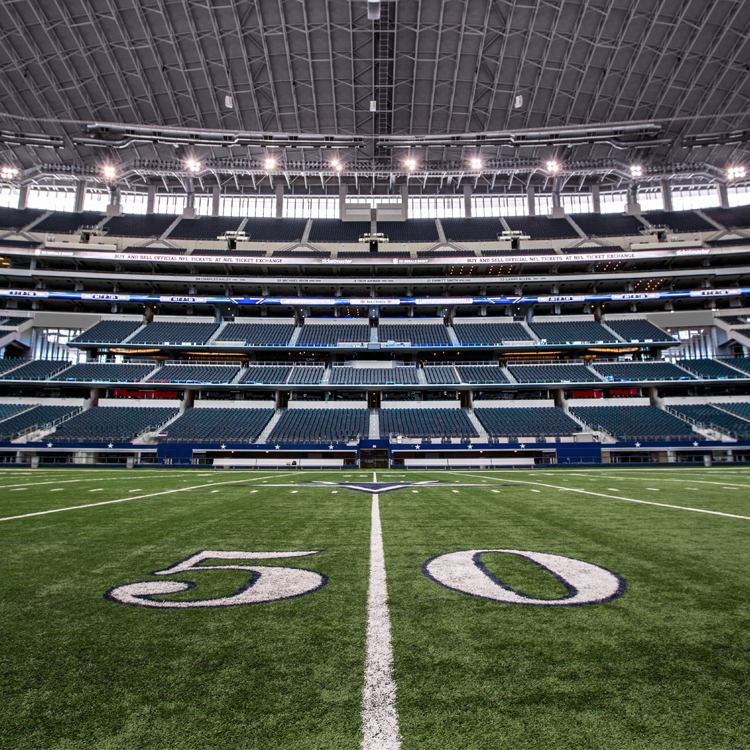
449,471 -> 750,521
0,473 -> 298,522
361,479 -> 401,750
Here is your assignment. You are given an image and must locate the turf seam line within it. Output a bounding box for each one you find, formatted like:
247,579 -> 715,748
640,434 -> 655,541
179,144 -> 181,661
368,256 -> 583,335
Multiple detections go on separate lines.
361,483 -> 401,750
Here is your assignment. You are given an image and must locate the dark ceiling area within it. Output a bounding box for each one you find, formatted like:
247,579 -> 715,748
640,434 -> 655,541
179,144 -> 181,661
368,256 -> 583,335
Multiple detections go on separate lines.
1,0 -> 749,194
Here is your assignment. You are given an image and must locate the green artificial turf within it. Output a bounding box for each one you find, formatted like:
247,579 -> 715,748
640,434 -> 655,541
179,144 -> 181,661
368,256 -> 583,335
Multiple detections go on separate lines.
1,467 -> 749,748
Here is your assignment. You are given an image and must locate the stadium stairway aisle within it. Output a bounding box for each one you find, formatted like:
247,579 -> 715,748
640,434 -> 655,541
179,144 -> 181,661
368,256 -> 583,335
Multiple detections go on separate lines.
369,408 -> 380,439
257,409 -> 285,443
464,408 -> 489,440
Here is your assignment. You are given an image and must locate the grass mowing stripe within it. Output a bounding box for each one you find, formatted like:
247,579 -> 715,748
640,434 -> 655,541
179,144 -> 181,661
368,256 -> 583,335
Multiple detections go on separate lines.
451,472 -> 750,521
362,488 -> 401,750
0,472 -> 299,522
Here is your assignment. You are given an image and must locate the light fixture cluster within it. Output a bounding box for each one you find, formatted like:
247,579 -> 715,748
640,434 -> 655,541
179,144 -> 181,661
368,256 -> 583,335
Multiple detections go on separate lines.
185,159 -> 201,173
264,158 -> 277,170
0,167 -> 19,179
630,165 -> 643,177
727,166 -> 746,180
404,159 -> 416,171
546,160 -> 560,173
102,165 -> 116,179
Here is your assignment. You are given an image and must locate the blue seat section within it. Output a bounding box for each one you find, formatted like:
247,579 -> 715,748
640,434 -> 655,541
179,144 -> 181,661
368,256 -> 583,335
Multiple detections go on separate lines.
570,405 -> 695,440
455,365 -> 509,384
329,368 -> 419,385
239,366 -> 292,384
573,213 -> 645,237
0,317 -> 30,327
676,359 -> 749,379
702,205 -> 750,230
642,210 -> 714,233
0,360 -> 71,380
424,366 -> 460,384
216,323 -> 295,346
504,216 -> 579,239
296,323 -> 370,346
475,407 -> 582,437
288,366 -> 325,384
0,358 -> 25,374
377,220 -> 439,243
269,408 -> 368,444
51,406 -> 178,442
162,408 -> 274,443
668,404 -> 750,438
242,218 -> 307,242
0,206 -> 45,230
712,402 -> 750,422
439,218 -> 502,242
308,220 -> 370,243
168,216 -> 243,240
379,323 -> 451,346
52,363 -> 154,382
605,319 -> 675,343
592,362 -> 692,381
0,405 -> 81,440
103,214 -> 178,237
128,322 -> 219,345
529,320 -> 619,344
34,211 -> 105,234
732,327 -> 750,339
0,403 -> 35,422
453,322 -> 531,345
72,320 -> 143,344
721,358 -> 750,374
508,364 -> 600,383
148,365 -> 239,384
380,408 -> 478,438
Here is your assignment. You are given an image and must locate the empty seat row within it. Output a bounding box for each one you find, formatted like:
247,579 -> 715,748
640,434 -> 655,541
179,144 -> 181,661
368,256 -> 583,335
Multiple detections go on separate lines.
508,364 -> 599,383
52,363 -> 155,382
379,323 -> 451,346
604,319 -> 675,343
148,365 -> 239,384
72,320 -> 142,344
329,368 -> 419,385
474,407 -> 581,437
163,408 -> 274,443
380,408 -> 477,438
570,405 -> 695,440
529,321 -> 620,344
669,404 -> 750,438
268,408 -> 368,444
453,322 -> 531,345
217,323 -> 294,346
296,324 -> 370,346
592,362 -> 691,381
51,406 -> 178,442
129,322 -> 219,346
0,405 -> 81,440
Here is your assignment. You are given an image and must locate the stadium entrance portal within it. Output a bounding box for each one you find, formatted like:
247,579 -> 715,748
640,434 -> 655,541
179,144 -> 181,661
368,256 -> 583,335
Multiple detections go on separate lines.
359,439 -> 389,469
368,391 -> 381,408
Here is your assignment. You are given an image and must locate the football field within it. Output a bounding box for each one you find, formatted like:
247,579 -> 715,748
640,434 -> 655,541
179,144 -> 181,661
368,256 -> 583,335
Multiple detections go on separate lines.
2,467 -> 749,749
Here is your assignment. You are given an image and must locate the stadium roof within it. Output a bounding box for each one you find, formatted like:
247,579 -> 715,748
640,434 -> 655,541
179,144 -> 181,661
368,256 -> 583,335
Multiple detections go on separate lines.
1,0 -> 750,193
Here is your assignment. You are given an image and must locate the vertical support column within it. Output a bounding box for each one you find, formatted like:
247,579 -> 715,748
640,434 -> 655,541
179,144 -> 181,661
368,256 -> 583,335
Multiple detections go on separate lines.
463,184 -> 472,218
17,183 -> 29,210
626,183 -> 641,215
106,185 -> 121,216
717,183 -> 730,209
146,184 -> 156,215
551,178 -> 564,218
526,186 -> 536,217
275,184 -> 284,219
183,176 -> 196,218
660,179 -> 673,212
590,184 -> 601,214
74,180 -> 87,213
340,184 -> 348,219
211,185 -> 221,217
401,184 -> 409,219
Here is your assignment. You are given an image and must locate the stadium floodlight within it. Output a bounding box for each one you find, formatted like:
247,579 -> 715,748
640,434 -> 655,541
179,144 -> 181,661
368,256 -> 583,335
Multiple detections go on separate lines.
331,159 -> 344,172
630,164 -> 643,177
404,158 -> 417,171
185,159 -> 201,173
264,158 -> 277,170
102,165 -> 116,180
470,158 -> 482,170
0,167 -> 18,179
727,166 -> 746,180
546,160 -> 560,173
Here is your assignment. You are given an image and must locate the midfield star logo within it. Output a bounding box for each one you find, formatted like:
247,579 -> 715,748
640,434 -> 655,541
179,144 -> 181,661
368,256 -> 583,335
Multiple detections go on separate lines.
311,480 -> 442,494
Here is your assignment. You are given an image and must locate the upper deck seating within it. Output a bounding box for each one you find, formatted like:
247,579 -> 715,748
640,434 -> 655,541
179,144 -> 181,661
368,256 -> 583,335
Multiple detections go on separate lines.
424,366 -> 460,384
573,213 -> 645,237
128,322 -> 219,346
676,359 -> 748,379
296,323 -> 369,347
380,408 -> 477,438
0,360 -> 71,380
162,407 -> 274,443
308,220 -> 370,243
329,368 -> 419,385
273,249 -> 330,257
147,365 -> 239,384
0,403 -> 35,422
72,320 -> 143,344
34,211 -> 105,234
377,220 -> 439,243
0,405 -> 80,440
702,205 -> 750,230
417,248 -> 473,257
453,322 -> 532,345
52,363 -> 154,382
714,402 -> 750,422
440,218 -> 502,242
529,320 -> 620,344
51,406 -> 178,442
504,215 -> 579,239
475,407 -> 581,437
455,365 -> 509,384
0,358 -> 25,374
337,250 -> 409,258
216,323 -> 294,346
508,364 -> 600,383
103,214 -> 178,237
721,358 -> 750,374
0,239 -> 39,249
242,218 -> 307,242
592,362 -> 693,381
288,366 -> 325,384
570,405 -> 695,440
239,366 -> 292,384
642,210 -> 714,233
0,317 -> 30,327
378,323 -> 451,346
668,404 -> 750,437
0,206 -> 45,230
269,408 -> 368,444
605,319 -> 675,343
168,216 -> 243,240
